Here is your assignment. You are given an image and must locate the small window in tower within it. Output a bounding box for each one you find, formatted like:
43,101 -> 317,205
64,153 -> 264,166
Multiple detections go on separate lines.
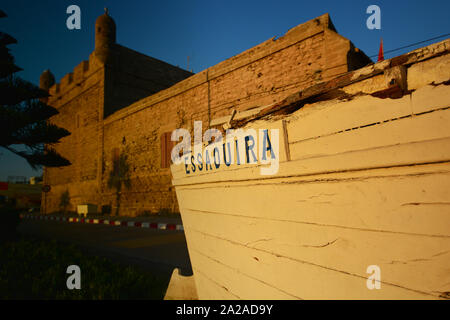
160,132 -> 175,169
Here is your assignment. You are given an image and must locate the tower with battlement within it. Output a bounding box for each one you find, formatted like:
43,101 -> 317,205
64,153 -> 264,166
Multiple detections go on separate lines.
41,12 -> 372,215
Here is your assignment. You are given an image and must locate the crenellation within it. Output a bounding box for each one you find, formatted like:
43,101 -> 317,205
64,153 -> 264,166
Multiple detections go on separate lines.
102,18 -> 339,125
46,55 -> 104,106
61,72 -> 73,87
46,67 -> 104,109
73,60 -> 89,83
48,85 -> 56,96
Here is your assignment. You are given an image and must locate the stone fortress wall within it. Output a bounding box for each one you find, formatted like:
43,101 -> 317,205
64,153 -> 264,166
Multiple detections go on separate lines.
42,13 -> 372,215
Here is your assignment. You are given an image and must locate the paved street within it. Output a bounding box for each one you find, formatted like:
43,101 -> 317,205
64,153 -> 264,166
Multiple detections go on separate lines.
17,219 -> 193,279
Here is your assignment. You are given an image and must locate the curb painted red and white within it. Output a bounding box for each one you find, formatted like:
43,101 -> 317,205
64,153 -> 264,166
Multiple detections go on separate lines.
20,214 -> 184,231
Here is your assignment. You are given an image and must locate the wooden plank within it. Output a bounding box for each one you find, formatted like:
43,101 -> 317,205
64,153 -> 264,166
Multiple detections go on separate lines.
172,132 -> 450,190
286,94 -> 446,145
172,108 -> 450,186
193,269 -> 240,300
411,84 -> 450,114
182,209 -> 450,297
285,137 -> 450,181
176,167 -> 450,236
285,93 -> 412,143
407,54 -> 450,90
289,107 -> 450,160
185,227 -> 435,299
190,248 -> 298,300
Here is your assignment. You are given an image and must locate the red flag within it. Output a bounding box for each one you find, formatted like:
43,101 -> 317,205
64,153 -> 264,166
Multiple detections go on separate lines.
378,38 -> 384,62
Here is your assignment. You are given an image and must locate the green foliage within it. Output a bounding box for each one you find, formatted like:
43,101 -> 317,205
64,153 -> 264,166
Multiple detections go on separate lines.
0,12 -> 70,169
0,206 -> 20,242
0,237 -> 169,299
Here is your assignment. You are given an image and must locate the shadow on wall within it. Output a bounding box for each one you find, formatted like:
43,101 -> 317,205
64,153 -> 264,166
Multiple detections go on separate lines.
107,149 -> 131,216
59,190 -> 70,214
347,43 -> 374,71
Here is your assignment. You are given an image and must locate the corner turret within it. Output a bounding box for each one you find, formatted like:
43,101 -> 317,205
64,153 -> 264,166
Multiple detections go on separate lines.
39,69 -> 55,91
39,69 -> 55,103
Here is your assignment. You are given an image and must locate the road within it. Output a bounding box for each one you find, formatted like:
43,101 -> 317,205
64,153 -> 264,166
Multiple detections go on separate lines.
17,219 -> 193,280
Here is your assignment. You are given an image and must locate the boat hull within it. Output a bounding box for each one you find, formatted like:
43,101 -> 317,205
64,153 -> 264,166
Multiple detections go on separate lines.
171,55 -> 450,299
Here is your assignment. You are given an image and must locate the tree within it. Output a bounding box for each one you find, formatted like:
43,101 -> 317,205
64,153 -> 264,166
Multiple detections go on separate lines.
0,10 -> 71,169
107,151 -> 131,216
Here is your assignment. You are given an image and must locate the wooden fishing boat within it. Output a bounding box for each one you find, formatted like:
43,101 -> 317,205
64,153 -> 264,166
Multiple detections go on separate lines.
171,40 -> 450,299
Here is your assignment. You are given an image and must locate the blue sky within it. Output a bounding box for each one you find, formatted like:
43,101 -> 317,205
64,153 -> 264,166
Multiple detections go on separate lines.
1,0 -> 449,181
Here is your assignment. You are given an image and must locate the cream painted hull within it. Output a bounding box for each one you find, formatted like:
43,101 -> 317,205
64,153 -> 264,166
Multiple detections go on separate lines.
171,79 -> 450,299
